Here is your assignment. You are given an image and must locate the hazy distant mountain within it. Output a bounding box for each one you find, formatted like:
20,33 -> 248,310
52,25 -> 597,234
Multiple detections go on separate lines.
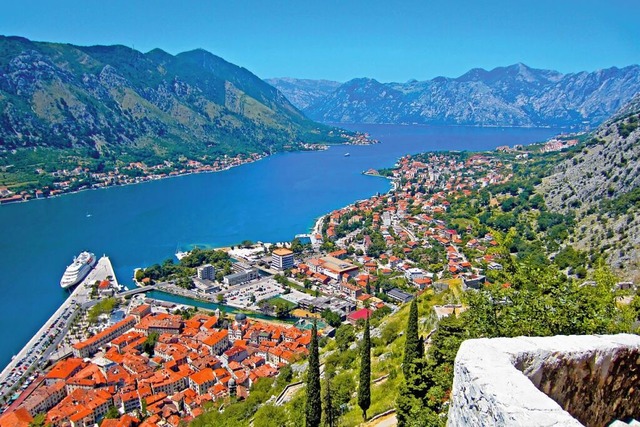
279,63 -> 640,128
265,77 -> 341,110
0,35 -> 344,158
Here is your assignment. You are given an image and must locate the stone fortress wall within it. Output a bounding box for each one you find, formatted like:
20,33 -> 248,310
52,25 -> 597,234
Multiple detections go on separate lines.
448,334 -> 640,426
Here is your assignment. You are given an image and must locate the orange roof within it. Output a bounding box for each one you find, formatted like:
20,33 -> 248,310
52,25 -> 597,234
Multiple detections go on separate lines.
131,304 -> 151,316
45,357 -> 85,380
272,248 -> 293,256
189,368 -> 215,385
73,316 -> 135,350
0,408 -> 33,427
202,316 -> 218,330
203,329 -> 228,347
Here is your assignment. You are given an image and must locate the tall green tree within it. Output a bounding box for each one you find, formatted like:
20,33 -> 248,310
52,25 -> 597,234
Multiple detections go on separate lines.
305,321 -> 322,427
403,298 -> 422,378
358,316 -> 371,421
322,371 -> 337,427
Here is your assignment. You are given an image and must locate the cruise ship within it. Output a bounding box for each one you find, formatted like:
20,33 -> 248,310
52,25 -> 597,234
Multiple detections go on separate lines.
60,251 -> 97,289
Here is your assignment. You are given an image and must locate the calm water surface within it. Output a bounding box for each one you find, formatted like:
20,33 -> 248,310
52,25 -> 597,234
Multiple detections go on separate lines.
0,124 -> 559,366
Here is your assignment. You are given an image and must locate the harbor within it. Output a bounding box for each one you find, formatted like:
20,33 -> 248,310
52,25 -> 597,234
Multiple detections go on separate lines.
0,256 -> 116,403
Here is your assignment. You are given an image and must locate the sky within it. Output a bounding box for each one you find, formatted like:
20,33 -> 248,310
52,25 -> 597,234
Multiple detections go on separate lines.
1,0 -> 639,82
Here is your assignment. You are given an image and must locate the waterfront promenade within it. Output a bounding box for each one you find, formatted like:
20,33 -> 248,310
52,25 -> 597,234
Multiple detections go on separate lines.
0,256 -> 116,401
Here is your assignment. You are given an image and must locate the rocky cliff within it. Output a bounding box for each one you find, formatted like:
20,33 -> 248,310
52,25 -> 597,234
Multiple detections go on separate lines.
264,77 -> 340,111
540,93 -> 640,275
278,63 -> 640,128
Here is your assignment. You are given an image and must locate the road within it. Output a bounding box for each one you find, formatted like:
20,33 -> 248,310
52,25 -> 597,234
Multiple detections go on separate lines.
367,413 -> 397,427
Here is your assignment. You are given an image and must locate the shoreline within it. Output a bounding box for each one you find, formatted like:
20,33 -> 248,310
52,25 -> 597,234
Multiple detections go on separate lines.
1,132 -> 381,207
0,153 -> 270,207
0,256 -> 116,400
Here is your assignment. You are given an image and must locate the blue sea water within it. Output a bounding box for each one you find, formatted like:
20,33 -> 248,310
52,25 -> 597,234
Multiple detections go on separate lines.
0,124 -> 559,367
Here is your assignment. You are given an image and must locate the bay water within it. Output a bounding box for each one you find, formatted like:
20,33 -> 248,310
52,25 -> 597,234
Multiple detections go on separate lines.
0,124 -> 559,367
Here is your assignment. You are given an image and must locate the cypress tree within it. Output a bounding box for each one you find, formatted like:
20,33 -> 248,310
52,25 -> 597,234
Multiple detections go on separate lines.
322,371 -> 336,427
402,298 -> 422,378
358,315 -> 371,421
305,321 -> 322,427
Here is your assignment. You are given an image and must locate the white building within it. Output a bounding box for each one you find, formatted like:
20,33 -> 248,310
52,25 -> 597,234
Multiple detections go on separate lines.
197,264 -> 216,280
271,248 -> 294,271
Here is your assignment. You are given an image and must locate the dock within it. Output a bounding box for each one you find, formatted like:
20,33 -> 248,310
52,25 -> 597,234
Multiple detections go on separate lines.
0,256 -> 117,401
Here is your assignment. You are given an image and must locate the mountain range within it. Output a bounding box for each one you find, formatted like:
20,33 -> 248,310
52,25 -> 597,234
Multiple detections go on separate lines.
268,64 -> 640,128
0,36 -> 344,163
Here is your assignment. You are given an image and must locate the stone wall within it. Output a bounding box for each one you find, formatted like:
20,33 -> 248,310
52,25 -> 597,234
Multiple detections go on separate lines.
447,334 -> 640,427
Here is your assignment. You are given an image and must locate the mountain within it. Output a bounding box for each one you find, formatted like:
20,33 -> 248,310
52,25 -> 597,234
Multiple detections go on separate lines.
286,63 -> 640,128
264,77 -> 341,110
0,36 -> 345,168
540,93 -> 640,275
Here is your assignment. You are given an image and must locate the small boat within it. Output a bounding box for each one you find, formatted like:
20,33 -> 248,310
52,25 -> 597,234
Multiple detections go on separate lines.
344,153 -> 350,157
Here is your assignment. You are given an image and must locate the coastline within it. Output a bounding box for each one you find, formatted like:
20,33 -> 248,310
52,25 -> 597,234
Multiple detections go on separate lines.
0,153 -> 270,207
0,132 -> 381,207
0,256 -> 116,400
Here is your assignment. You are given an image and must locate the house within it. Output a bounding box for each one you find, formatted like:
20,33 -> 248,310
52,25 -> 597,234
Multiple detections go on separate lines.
346,308 -> 372,325
189,368 -> 216,395
386,288 -> 414,304
340,282 -> 362,300
463,275 -> 487,290
404,267 -> 426,282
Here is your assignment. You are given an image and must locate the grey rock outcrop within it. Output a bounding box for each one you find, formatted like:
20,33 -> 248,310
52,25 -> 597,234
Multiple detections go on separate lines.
539,94 -> 640,274
448,334 -> 640,427
265,77 -> 341,111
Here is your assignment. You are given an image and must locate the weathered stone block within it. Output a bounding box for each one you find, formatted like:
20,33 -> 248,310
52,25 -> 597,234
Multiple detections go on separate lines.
448,334 -> 640,427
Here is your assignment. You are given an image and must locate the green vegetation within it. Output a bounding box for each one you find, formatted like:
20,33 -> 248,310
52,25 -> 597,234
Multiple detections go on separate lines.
402,299 -> 422,378
258,297 -> 295,318
358,316 -> 371,421
191,376 -> 290,427
104,406 -> 120,419
617,114 -> 639,138
87,298 -> 117,324
0,36 -> 350,194
322,369 -> 337,427
142,332 -> 159,356
600,186 -> 640,216
321,309 -> 342,328
137,248 -> 232,285
29,413 -> 47,427
305,321 -> 321,427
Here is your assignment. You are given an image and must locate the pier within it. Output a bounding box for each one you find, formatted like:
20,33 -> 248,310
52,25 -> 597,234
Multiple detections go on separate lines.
0,256 -> 117,402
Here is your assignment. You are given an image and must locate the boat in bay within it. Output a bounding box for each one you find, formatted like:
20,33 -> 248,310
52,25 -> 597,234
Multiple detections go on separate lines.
60,251 -> 96,289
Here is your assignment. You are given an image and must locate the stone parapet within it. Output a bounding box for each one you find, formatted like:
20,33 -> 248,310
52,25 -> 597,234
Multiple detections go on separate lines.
448,334 -> 640,427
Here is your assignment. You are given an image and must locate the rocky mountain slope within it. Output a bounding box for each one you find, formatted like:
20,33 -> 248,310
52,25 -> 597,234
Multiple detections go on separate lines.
540,93 -> 640,276
280,63 -> 640,128
0,36 -> 344,160
264,77 -> 340,110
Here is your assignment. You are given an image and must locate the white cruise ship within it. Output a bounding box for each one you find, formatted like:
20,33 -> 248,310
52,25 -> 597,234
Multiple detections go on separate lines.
60,251 -> 97,289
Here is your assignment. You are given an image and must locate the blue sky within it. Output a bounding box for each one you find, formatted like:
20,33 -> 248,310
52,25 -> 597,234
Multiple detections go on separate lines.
2,0 -> 638,82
